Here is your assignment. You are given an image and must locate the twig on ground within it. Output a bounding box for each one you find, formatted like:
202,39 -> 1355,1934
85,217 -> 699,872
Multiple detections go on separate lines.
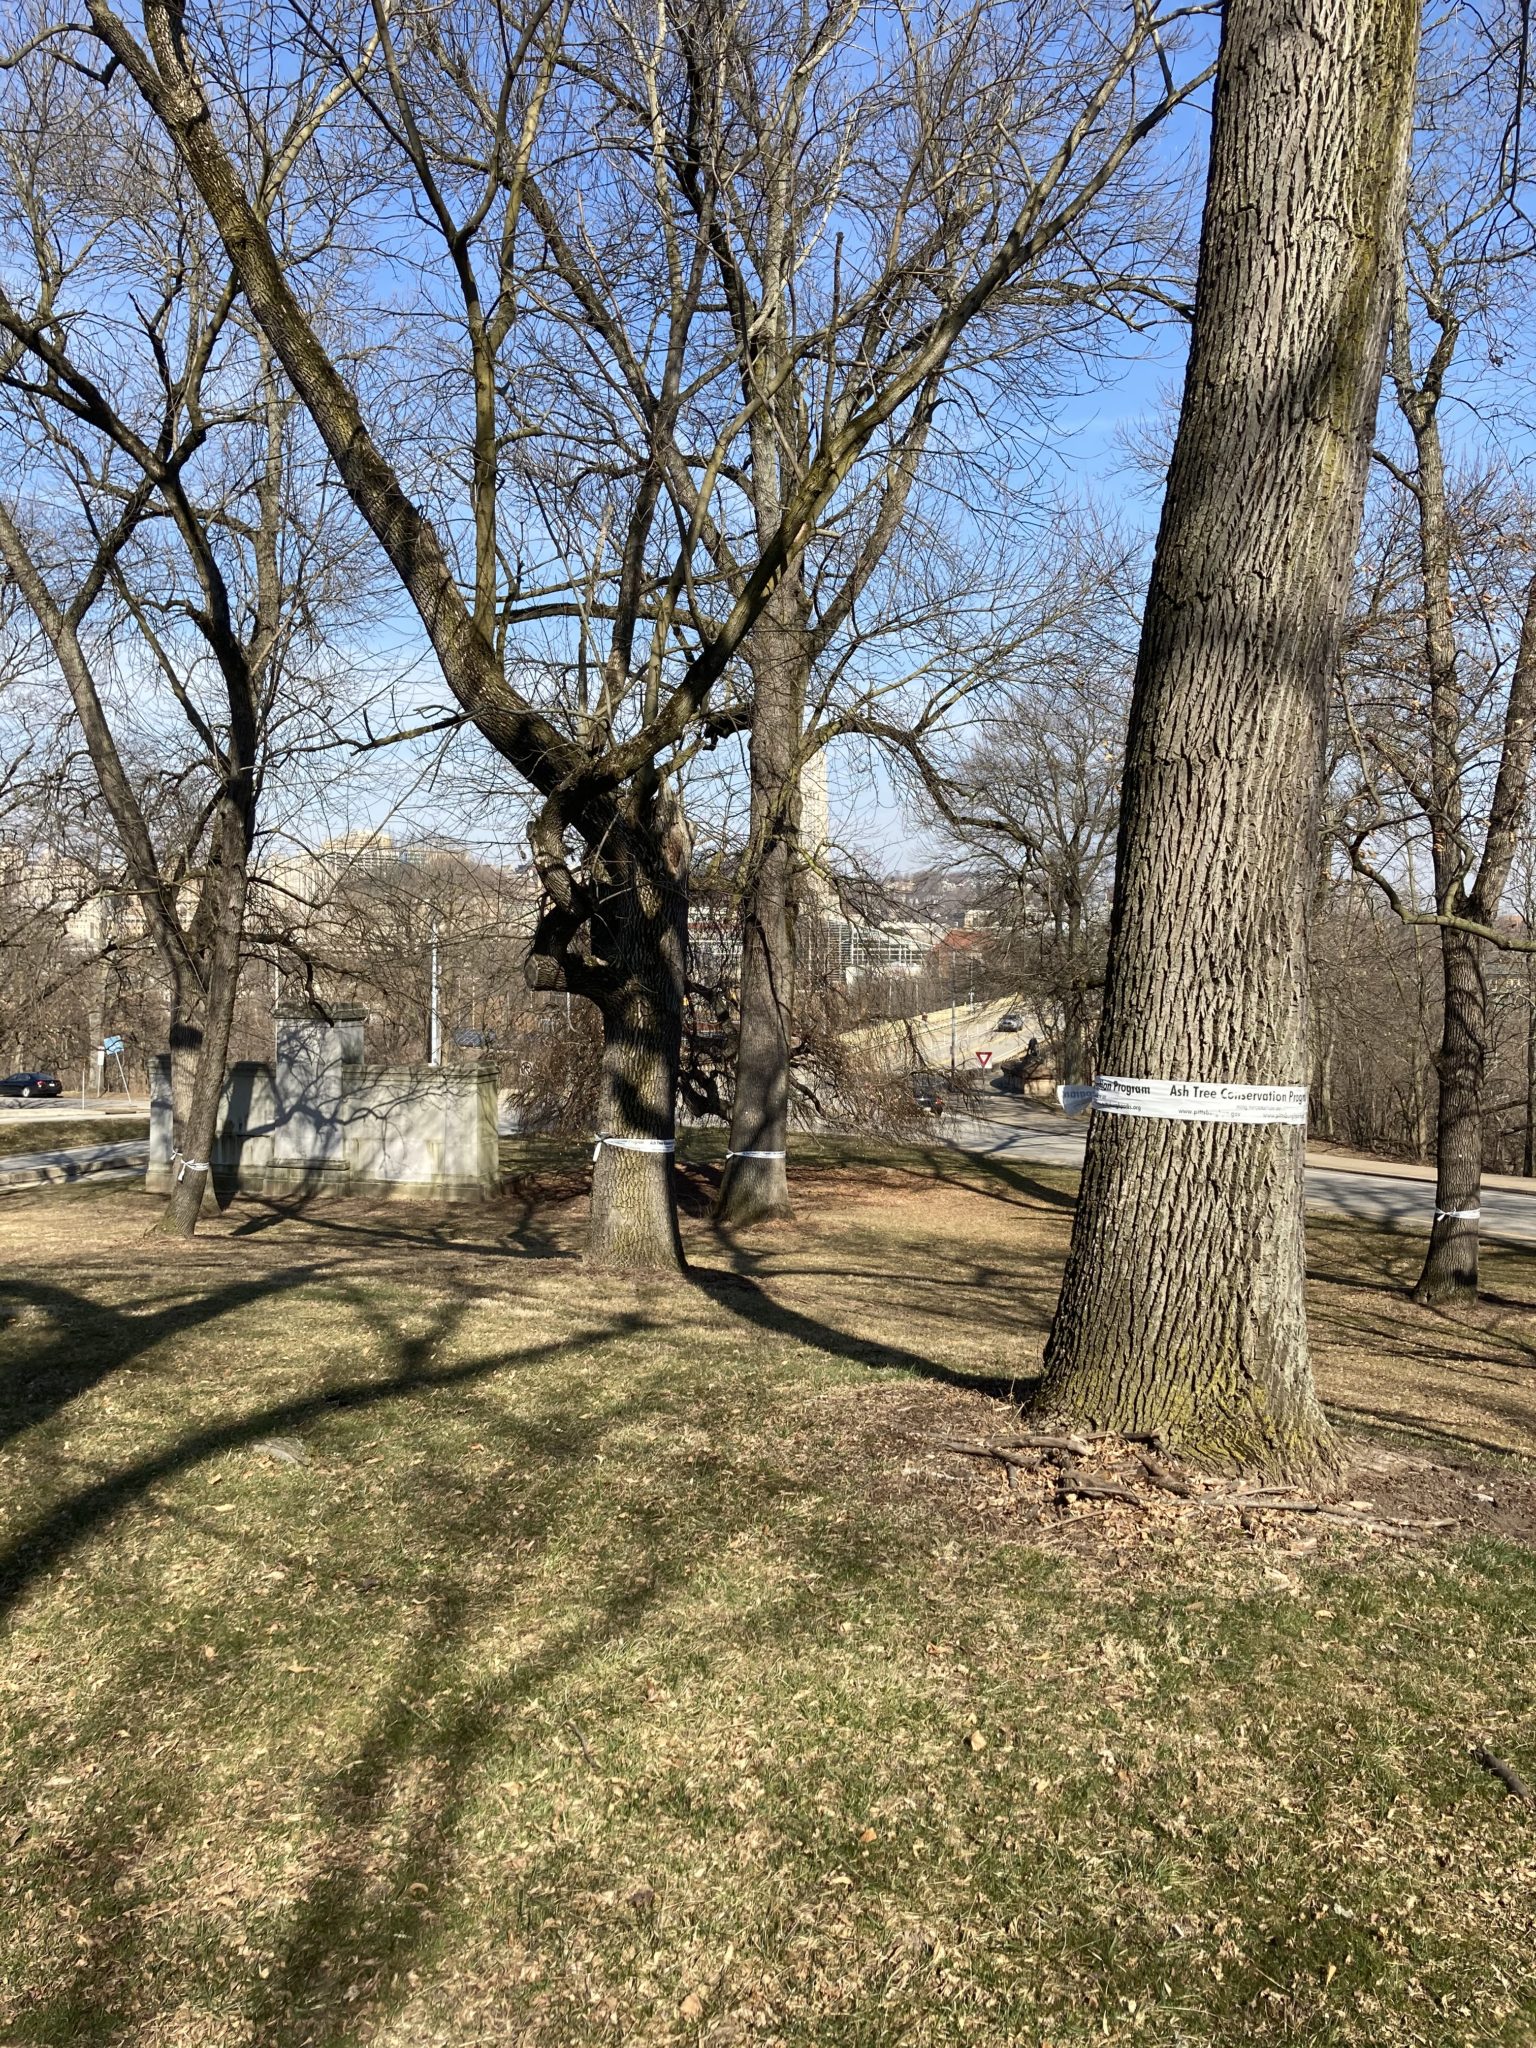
1055,1468 -> 1148,1509
1031,1506 -> 1115,1543
565,1719 -> 598,1770
994,1434 -> 1091,1456
1472,1743 -> 1534,1802
1135,1454 -> 1198,1498
914,1435 -> 1044,1471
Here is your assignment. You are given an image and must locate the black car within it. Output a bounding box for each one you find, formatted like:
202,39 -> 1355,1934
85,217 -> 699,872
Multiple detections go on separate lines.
908,1068 -> 946,1114
0,1071 -> 63,1099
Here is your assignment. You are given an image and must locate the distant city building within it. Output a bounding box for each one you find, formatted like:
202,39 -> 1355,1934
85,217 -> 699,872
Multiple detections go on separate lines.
834,915 -> 945,978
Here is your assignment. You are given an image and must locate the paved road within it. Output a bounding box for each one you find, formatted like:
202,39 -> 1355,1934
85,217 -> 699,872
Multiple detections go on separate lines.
0,1139 -> 149,1193
947,1098 -> 1536,1251
850,998 -> 1045,1077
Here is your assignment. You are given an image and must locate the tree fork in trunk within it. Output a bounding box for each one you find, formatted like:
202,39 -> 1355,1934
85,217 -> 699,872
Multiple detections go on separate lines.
1040,0 -> 1420,1474
717,581 -> 810,1228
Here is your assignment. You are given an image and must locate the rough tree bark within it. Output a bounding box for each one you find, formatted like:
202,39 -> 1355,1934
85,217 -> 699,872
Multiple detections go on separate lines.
1040,0 -> 1420,1472
1416,926 -> 1487,1297
586,861 -> 690,1273
529,789 -> 692,1272
158,804 -> 251,1237
717,576 -> 809,1227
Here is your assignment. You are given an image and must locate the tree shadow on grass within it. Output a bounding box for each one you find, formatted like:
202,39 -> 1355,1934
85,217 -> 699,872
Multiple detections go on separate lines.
5,1274 -> 938,2047
223,1188 -> 583,1262
1321,1396 -> 1536,1463
931,1144 -> 1079,1214
696,1254 -> 1034,1404
0,1297 -> 648,1631
0,1266 -> 323,1454
7,1282 -> 693,2045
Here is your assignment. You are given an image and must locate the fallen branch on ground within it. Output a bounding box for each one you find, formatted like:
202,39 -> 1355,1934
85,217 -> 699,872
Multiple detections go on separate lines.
1136,1454 -> 1198,1498
1472,1744 -> 1534,1802
1055,1468 -> 1148,1509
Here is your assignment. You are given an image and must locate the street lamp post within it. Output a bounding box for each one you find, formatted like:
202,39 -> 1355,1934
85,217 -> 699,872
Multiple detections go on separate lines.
949,946 -> 957,1078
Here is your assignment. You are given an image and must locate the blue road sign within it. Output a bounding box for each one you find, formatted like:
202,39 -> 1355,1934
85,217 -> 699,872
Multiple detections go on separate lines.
102,1034 -> 124,1055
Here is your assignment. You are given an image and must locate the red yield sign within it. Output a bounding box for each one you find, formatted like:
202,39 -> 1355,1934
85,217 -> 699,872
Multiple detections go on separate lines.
975,1049 -> 993,1069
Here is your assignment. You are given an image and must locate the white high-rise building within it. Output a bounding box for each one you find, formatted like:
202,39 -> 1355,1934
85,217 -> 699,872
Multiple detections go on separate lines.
799,746 -> 829,862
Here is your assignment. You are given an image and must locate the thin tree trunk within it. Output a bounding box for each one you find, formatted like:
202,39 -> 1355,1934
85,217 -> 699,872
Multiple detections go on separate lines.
157,817 -> 249,1238
1061,894 -> 1090,1085
717,581 -> 808,1227
1041,0 -> 1419,1473
1314,1019 -> 1335,1143
1414,925 -> 1487,1300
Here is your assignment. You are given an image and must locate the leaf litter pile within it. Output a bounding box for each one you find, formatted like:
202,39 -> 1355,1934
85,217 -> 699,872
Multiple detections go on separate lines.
898,1413 -> 1536,1549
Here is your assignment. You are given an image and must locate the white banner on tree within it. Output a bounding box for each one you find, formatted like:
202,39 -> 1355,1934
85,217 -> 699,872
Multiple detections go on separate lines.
1057,1077 -> 1308,1126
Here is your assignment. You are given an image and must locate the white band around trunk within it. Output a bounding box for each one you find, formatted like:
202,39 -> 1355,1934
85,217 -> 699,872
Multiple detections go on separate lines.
1057,1078 -> 1309,1126
727,1149 -> 786,1160
175,1156 -> 211,1180
592,1135 -> 677,1161
1434,1208 -> 1480,1221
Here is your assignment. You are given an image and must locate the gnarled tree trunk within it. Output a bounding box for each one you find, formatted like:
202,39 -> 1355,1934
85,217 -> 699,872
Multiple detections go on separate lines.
717,579 -> 810,1228
545,801 -> 691,1274
1041,0 -> 1420,1474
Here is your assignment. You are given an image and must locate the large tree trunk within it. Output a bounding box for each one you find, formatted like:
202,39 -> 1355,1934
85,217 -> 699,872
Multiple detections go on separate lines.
1040,0 -> 1419,1474
588,983 -> 686,1272
717,580 -> 809,1228
584,819 -> 691,1273
1414,925 -> 1487,1301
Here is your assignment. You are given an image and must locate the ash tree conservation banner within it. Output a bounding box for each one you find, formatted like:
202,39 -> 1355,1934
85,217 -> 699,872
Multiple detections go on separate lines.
1057,1079 -> 1310,1125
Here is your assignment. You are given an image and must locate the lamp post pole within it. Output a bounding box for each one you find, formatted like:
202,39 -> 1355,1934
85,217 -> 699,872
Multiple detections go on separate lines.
949,946 -> 957,1079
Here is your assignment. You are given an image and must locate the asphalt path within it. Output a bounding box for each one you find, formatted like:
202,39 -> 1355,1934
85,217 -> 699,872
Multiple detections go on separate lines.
946,1098 -> 1536,1250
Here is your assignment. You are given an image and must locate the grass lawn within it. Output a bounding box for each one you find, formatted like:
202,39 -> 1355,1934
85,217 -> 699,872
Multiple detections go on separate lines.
1,1140 -> 1534,2047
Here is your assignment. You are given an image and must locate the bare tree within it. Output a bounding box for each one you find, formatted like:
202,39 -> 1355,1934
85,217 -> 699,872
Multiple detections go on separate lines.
1040,0 -> 1420,1475
44,0 -> 1214,1270
529,0 -> 1207,1226
1336,89 -> 1536,1300
913,528 -> 1135,1083
0,42 -> 372,1232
